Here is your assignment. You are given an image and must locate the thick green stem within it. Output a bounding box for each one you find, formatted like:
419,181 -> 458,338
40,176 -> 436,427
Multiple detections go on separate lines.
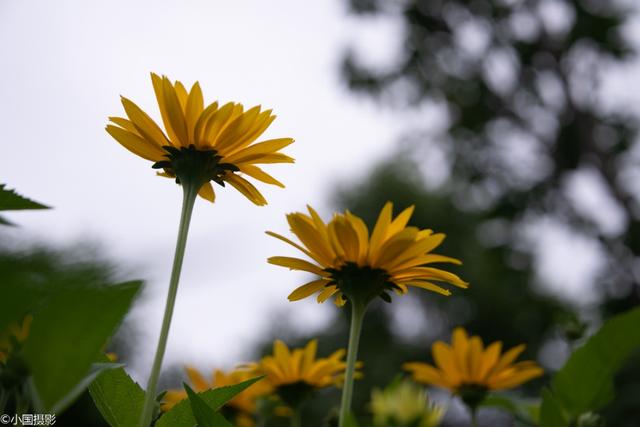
470,408 -> 478,427
338,301 -> 367,427
290,407 -> 302,427
138,182 -> 199,427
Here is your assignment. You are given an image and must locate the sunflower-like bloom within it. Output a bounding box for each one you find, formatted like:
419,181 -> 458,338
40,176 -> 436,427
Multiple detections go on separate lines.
106,73 -> 294,205
161,366 -> 272,427
370,379 -> 445,427
404,328 -> 543,407
0,315 -> 32,364
247,340 -> 354,409
267,202 -> 468,306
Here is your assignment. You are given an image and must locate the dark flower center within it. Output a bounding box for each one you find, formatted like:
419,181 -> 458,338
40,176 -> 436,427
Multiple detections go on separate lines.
326,262 -> 401,306
276,381 -> 316,409
152,145 -> 239,187
457,383 -> 488,410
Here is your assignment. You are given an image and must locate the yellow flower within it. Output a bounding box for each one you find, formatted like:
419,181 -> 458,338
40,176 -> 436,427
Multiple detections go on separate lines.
161,366 -> 271,426
0,315 -> 32,364
404,328 -> 543,407
267,202 -> 467,306
253,339 -> 349,388
247,339 -> 355,409
106,73 -> 294,205
370,379 -> 445,427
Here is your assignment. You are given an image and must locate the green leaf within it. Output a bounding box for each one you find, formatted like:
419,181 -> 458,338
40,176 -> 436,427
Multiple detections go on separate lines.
551,306 -> 640,416
185,384 -> 233,427
49,362 -> 124,414
89,363 -> 146,427
539,389 -> 569,427
0,184 -> 49,211
157,376 -> 264,427
24,280 -> 142,412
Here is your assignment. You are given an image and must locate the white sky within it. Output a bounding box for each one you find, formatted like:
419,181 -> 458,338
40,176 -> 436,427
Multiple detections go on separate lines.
2,0 -> 639,383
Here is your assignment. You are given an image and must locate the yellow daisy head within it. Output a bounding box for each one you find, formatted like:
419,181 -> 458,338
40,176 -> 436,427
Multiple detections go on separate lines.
106,73 -> 294,206
161,366 -> 271,426
370,379 -> 445,427
0,315 -> 32,365
404,328 -> 543,408
267,202 -> 468,307
248,339 -> 351,409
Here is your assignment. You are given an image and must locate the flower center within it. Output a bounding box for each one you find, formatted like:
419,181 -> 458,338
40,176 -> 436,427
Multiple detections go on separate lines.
326,262 -> 400,305
152,145 -> 239,187
275,381 -> 316,409
457,384 -> 488,410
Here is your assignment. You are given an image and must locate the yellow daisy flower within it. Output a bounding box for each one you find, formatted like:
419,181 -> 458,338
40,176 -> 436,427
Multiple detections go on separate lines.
247,340 -> 353,410
404,328 -> 543,408
0,315 -> 32,364
267,202 -> 468,306
161,366 -> 271,427
106,73 -> 294,205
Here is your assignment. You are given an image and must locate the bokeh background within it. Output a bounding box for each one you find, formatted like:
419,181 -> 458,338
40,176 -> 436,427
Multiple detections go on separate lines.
2,0 -> 640,425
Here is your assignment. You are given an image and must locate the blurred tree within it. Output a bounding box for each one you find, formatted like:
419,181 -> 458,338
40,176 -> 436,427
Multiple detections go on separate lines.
341,0 -> 639,303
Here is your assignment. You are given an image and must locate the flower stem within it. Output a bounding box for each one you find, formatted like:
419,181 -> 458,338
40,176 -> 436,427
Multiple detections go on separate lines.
338,300 -> 367,427
138,182 -> 199,427
291,407 -> 302,427
470,408 -> 478,427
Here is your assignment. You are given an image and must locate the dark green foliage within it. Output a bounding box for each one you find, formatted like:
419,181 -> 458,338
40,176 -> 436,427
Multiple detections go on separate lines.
0,184 -> 49,226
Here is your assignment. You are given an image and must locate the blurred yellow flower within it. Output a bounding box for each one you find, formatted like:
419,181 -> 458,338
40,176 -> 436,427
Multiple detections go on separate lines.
251,339 -> 350,389
161,366 -> 271,427
0,315 -> 32,364
404,328 -> 543,406
106,73 -> 294,205
268,202 -> 467,306
370,379 -> 444,427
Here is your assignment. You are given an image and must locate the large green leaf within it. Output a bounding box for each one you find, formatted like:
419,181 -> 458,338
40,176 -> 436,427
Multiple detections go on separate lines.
551,306 -> 640,416
157,376 -> 263,427
0,184 -> 49,211
539,389 -> 569,427
23,280 -> 142,412
89,363 -> 146,427
185,384 -> 233,427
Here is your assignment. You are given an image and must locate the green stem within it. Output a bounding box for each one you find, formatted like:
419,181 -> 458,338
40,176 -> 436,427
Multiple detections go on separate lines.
338,301 -> 367,427
138,182 -> 199,427
291,407 -> 302,427
470,408 -> 478,427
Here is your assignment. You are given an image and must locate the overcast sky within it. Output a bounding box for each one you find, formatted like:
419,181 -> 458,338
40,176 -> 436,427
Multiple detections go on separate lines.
2,0 -> 640,382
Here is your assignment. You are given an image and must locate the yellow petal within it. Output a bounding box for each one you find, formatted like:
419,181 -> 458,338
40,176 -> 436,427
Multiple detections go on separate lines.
316,285 -> 338,303
162,76 -> 189,146
268,256 -> 327,276
105,125 -> 165,161
186,366 -> 210,391
265,231 -> 321,264
224,138 -> 295,164
224,173 -> 268,206
388,205 -> 415,235
150,73 -> 180,145
432,342 -> 462,386
197,182 -> 216,203
238,164 -> 285,188
405,281 -> 452,296
120,97 -> 170,148
185,81 -> 204,143
368,202 -> 393,259
288,279 -> 330,301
